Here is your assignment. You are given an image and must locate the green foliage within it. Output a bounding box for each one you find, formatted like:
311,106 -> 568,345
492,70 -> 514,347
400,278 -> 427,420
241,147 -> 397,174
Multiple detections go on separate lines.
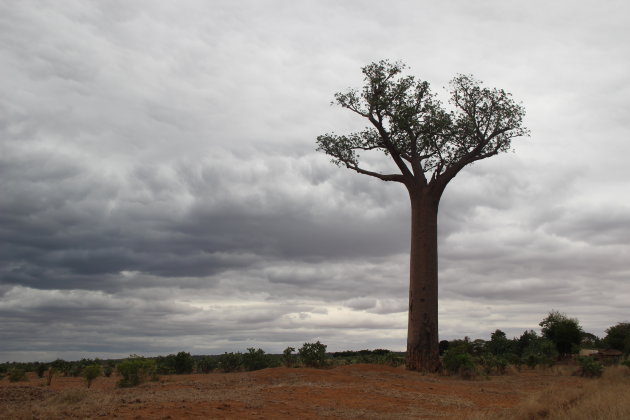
477,353 -> 509,376
50,359 -> 70,377
299,341 -> 328,368
330,349 -> 404,367
196,356 -> 218,373
442,345 -> 476,379
515,330 -> 538,357
282,347 -> 296,367
36,364 -> 48,378
242,348 -> 272,371
522,337 -> 558,368
103,364 -> 114,377
316,60 -> 528,184
604,322 -> 630,354
621,359 -> 630,370
576,356 -> 603,378
487,330 -> 513,356
82,364 -> 102,388
8,368 -> 27,382
218,352 -> 243,372
117,356 -> 156,387
438,340 -> 450,356
156,352 -> 194,375
539,310 -> 583,356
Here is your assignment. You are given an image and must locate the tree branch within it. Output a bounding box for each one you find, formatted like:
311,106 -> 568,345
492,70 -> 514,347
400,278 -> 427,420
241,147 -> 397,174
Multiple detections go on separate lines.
346,162 -> 406,183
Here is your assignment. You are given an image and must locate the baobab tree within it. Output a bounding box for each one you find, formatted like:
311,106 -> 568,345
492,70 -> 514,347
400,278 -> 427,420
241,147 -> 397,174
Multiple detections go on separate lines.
316,60 -> 528,372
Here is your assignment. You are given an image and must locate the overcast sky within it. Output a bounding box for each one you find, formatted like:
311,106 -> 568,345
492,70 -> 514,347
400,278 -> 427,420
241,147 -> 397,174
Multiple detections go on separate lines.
1,1 -> 629,362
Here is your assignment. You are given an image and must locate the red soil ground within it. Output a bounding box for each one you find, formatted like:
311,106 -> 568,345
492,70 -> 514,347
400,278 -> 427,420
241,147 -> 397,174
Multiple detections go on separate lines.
0,364 -> 585,419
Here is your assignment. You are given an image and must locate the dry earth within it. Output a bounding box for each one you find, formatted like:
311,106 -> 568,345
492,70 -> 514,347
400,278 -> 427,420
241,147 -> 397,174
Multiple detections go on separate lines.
0,364 -> 585,419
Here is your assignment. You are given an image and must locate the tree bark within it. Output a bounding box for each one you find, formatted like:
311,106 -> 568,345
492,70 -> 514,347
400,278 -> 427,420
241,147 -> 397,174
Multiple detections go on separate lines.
406,192 -> 441,372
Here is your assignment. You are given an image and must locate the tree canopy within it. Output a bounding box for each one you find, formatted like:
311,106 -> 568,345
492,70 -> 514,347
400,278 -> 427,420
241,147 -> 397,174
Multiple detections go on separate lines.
317,60 -> 529,197
604,322 -> 630,354
539,311 -> 583,356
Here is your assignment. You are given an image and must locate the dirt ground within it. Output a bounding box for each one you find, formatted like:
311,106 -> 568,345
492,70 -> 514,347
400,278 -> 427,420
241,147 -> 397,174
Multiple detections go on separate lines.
0,364 -> 585,419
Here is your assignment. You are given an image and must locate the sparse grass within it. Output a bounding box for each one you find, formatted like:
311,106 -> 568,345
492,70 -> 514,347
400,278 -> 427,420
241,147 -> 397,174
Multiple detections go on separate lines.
468,365 -> 630,420
0,389 -> 116,420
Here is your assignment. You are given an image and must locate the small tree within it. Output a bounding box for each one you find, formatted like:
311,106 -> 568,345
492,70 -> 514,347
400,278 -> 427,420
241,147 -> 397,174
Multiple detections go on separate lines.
603,322 -> 630,355
576,356 -> 603,378
8,368 -> 27,382
173,351 -> 194,374
218,352 -> 243,373
117,356 -> 157,387
299,341 -> 327,368
282,346 -> 296,367
36,364 -> 47,378
196,356 -> 218,373
82,364 -> 102,388
242,348 -> 272,371
522,337 -> 558,368
487,330 -> 512,356
539,311 -> 583,357
442,343 -> 476,379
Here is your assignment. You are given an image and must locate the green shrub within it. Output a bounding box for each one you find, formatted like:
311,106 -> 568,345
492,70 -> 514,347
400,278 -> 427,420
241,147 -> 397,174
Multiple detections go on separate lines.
196,356 -> 218,373
103,364 -> 114,377
442,347 -> 476,379
82,364 -> 102,388
282,347 -> 296,367
242,348 -> 272,371
117,356 -> 156,387
576,356 -> 603,378
622,359 -> 630,369
36,364 -> 48,378
172,351 -> 194,374
522,338 -> 558,368
155,351 -> 195,375
8,368 -> 27,382
299,341 -> 328,368
218,352 -> 243,372
477,353 -> 509,375
377,352 -> 405,367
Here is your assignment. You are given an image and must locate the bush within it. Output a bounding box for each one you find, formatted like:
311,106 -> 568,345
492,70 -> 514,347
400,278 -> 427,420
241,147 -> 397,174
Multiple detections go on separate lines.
377,352 -> 404,367
282,347 -> 296,367
442,347 -> 476,379
299,341 -> 327,368
622,359 -> 630,370
8,368 -> 27,382
218,352 -> 243,372
82,364 -> 102,388
522,338 -> 558,368
117,356 -> 156,387
155,352 -> 194,375
242,348 -> 272,371
576,356 -> 603,378
36,364 -> 48,378
196,356 -> 218,373
477,353 -> 508,376
103,364 -> 114,377
172,351 -> 194,374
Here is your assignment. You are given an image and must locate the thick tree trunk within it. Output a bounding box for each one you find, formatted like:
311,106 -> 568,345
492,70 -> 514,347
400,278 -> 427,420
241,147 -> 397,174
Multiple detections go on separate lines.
406,193 -> 441,372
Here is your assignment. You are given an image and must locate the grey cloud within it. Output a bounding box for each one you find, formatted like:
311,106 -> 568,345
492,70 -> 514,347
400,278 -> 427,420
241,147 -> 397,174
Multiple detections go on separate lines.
2,0 -> 630,361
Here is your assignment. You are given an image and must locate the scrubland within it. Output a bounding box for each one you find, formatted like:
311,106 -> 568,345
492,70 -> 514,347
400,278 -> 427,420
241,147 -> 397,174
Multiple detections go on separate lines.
1,363 -> 629,419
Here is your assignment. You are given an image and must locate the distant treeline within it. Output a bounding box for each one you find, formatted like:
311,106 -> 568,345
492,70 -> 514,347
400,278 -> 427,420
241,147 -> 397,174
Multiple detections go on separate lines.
2,312 -> 629,385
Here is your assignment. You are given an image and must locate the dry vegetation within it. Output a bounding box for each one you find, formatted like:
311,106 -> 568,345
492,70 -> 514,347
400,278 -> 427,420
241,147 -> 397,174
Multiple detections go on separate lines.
1,364 -> 628,419
470,365 -> 630,420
